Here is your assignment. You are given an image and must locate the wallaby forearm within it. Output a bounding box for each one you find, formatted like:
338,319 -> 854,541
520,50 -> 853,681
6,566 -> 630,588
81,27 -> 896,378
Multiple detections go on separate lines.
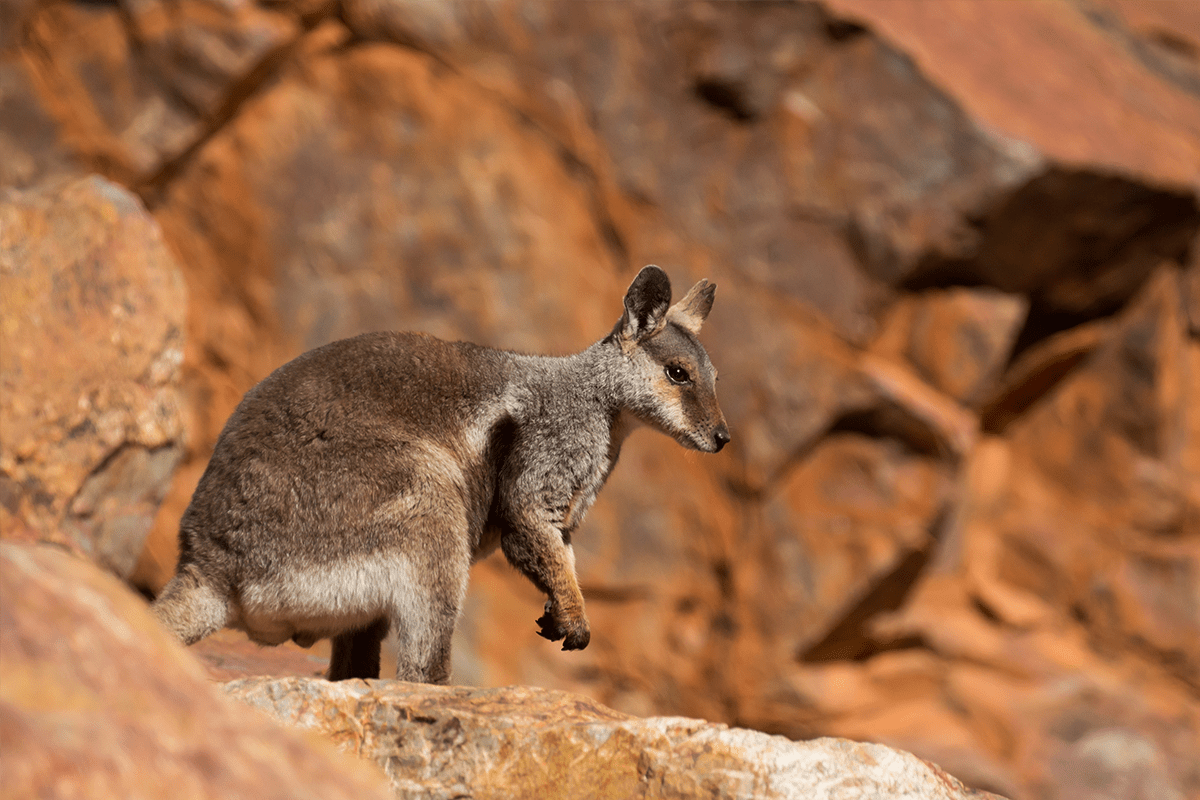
498,513 -> 590,651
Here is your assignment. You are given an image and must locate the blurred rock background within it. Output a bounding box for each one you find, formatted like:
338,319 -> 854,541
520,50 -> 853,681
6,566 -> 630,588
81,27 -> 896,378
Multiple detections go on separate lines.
2,1 -> 1198,799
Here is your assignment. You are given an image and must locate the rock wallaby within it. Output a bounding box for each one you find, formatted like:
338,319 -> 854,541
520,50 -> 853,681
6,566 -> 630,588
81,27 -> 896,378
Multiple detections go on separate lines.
152,266 -> 729,683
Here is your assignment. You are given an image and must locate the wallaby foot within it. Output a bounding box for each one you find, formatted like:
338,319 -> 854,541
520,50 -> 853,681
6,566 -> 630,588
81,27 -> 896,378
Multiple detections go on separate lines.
151,566 -> 230,646
503,525 -> 591,652
535,599 -> 591,651
420,632 -> 454,686
328,617 -> 390,681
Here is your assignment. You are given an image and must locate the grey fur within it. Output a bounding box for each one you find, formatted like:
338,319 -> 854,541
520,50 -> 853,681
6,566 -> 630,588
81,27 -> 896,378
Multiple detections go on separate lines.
151,266 -> 729,683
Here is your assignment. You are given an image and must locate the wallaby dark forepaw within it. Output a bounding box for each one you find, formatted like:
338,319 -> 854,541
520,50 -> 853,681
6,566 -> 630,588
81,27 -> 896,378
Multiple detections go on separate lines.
536,600 -> 590,650
561,626 -> 590,651
536,608 -> 564,642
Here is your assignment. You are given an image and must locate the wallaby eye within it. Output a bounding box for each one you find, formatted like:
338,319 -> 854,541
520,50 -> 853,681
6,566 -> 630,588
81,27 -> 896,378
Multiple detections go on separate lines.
665,365 -> 691,385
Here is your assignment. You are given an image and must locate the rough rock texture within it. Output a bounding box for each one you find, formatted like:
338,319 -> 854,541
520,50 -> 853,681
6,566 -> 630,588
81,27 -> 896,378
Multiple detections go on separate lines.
0,541 -> 395,800
227,676 -> 1002,800
0,537 -> 1000,800
871,288 -> 1028,408
0,176 -> 186,578
3,2 -> 1200,799
0,0 -> 299,187
823,0 -> 1200,191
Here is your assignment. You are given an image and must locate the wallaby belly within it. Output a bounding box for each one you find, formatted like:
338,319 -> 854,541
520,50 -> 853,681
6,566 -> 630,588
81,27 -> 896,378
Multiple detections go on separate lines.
186,433 -> 480,647
232,553 -> 430,647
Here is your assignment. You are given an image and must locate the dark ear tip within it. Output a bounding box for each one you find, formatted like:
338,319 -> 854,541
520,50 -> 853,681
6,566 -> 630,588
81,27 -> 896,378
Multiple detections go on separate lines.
637,264 -> 670,286
628,264 -> 672,300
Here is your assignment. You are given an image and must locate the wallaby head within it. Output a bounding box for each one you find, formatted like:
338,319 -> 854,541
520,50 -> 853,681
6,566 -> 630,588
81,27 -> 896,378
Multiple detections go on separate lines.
609,266 -> 730,454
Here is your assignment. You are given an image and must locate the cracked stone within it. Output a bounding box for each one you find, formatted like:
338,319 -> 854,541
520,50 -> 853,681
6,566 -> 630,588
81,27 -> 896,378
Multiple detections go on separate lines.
226,675 -> 1003,800
0,176 -> 186,577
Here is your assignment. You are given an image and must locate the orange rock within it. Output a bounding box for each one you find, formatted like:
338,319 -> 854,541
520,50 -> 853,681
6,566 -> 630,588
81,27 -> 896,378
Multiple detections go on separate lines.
0,542 -> 394,800
0,177 -> 186,578
190,628 -> 332,683
1184,248 -> 1200,336
979,321 -> 1110,434
708,284 -> 873,488
8,0 -> 297,184
871,288 -> 1027,407
751,432 -> 953,664
824,0 -> 1200,191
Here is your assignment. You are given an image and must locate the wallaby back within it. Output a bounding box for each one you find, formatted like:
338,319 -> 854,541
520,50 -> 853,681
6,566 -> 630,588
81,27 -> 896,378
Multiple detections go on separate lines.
152,266 -> 728,683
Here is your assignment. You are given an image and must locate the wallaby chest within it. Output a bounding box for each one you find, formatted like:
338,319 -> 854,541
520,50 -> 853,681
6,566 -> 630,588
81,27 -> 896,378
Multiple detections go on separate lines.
492,377 -> 630,535
559,410 -> 639,535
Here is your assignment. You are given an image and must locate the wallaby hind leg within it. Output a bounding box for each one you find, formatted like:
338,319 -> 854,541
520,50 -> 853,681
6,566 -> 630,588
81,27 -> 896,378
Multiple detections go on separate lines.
151,565 -> 230,645
392,550 -> 469,685
391,592 -> 461,685
392,606 -> 458,685
423,617 -> 456,686
328,618 -> 390,681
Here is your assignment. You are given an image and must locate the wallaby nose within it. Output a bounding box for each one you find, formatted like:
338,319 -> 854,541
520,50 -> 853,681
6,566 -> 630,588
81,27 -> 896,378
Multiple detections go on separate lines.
713,428 -> 731,452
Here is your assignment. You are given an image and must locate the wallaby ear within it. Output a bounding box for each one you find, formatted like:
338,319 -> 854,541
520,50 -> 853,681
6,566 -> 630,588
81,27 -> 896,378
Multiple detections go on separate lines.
618,265 -> 672,343
666,279 -> 716,335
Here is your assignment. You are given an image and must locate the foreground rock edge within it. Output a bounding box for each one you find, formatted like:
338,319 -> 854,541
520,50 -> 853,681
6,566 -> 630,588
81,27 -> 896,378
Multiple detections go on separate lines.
0,542 -> 395,800
226,676 -> 1006,800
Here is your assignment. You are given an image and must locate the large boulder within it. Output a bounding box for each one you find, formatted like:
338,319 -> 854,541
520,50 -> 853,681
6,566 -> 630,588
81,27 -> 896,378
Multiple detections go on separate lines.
0,0 -> 298,187
0,541 -> 395,800
976,268 -> 1198,668
1,539 -> 1001,799
823,0 -> 1200,191
806,268 -> 1200,799
823,0 -> 1200,319
0,176 -> 186,579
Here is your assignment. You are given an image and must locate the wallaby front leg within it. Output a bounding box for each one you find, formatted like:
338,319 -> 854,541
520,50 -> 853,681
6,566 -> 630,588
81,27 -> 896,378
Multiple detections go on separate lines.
501,520 -> 590,650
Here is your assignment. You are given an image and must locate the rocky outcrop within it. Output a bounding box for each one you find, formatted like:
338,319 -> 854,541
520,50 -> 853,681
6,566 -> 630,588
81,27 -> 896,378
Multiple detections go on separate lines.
227,676 -> 1001,800
0,541 -> 395,800
2,539 -> 997,799
2,2 -> 1199,799
0,176 -> 186,578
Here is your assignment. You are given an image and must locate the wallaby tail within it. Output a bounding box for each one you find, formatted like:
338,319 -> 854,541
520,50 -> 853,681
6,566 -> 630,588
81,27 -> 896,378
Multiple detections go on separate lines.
151,564 -> 230,646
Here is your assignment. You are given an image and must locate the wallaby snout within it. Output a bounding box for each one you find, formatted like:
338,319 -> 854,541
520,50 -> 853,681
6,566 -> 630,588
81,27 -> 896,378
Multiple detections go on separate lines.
688,416 -> 730,454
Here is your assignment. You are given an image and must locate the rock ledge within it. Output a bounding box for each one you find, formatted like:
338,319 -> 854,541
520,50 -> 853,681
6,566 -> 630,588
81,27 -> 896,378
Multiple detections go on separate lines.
227,676 -> 1003,800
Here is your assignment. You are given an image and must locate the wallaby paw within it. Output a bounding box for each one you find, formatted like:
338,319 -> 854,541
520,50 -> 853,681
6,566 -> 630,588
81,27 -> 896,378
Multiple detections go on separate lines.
561,624 -> 590,651
535,610 -> 564,642
535,600 -> 590,650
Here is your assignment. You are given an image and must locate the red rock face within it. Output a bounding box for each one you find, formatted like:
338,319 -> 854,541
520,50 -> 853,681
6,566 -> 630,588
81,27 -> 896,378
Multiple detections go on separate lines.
1,177 -> 187,578
3,2 -> 1199,798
